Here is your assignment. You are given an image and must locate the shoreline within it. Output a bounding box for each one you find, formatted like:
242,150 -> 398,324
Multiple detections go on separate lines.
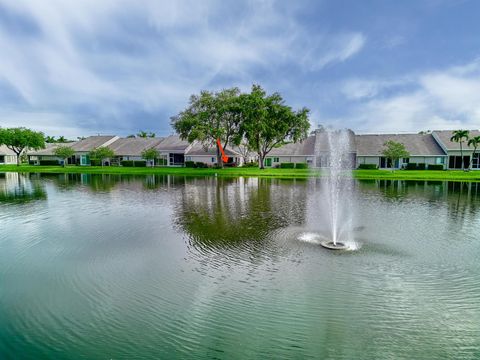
1,165 -> 480,182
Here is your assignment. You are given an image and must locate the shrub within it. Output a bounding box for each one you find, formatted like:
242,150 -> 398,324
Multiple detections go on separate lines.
280,162 -> 295,169
195,162 -> 208,168
185,161 -> 195,168
428,164 -> 444,170
134,161 -> 146,167
39,160 -> 60,166
242,161 -> 258,168
358,164 -> 378,170
90,159 -> 102,166
29,160 -> 36,165
417,163 -> 426,170
295,163 -> 308,169
121,160 -> 134,167
406,163 -> 417,170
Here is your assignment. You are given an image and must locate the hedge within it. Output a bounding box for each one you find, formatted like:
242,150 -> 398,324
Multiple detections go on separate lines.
185,161 -> 195,168
280,162 -> 295,169
295,163 -> 308,169
243,161 -> 258,168
39,160 -> 60,166
121,160 -> 147,167
358,164 -> 378,170
428,164 -> 444,170
406,163 -> 418,170
195,162 -> 208,168
417,163 -> 426,170
90,159 -> 102,166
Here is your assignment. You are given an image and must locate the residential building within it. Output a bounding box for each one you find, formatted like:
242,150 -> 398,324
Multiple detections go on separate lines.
185,142 -> 243,166
0,145 -> 17,164
432,130 -> 480,169
356,133 -> 447,169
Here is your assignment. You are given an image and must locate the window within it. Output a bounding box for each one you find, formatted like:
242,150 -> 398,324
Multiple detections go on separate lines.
0,155 -> 4,163
211,157 -> 216,163
402,158 -> 410,163
186,156 -> 191,161
472,153 -> 480,169
273,157 -> 279,162
436,157 -> 445,165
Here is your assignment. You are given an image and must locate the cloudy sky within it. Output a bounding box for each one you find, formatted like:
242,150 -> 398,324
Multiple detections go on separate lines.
0,0 -> 479,138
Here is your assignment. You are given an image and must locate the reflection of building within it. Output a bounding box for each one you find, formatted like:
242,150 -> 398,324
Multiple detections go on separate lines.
0,145 -> 17,164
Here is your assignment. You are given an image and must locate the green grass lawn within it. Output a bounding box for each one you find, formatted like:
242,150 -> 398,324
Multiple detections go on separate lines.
2,164 -> 480,181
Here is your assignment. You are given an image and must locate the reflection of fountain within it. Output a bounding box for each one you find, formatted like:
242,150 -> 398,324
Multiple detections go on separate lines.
300,129 -> 356,251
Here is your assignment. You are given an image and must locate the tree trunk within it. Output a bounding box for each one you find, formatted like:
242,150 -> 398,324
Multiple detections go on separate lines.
460,142 -> 464,170
16,152 -> 21,166
259,153 -> 265,169
216,144 -> 223,168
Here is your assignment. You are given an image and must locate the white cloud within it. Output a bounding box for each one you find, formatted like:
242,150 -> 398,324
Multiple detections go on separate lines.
0,0 -> 368,137
343,59 -> 480,133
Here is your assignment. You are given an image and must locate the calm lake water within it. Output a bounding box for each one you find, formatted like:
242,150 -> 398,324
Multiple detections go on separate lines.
1,172 -> 480,359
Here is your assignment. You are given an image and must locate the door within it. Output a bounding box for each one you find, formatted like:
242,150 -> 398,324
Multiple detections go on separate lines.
265,158 -> 272,167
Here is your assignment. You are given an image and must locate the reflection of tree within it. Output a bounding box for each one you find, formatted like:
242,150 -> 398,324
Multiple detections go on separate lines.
0,173 -> 47,204
175,177 -> 307,249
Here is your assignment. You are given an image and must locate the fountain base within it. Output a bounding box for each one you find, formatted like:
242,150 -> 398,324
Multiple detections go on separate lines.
320,240 -> 348,250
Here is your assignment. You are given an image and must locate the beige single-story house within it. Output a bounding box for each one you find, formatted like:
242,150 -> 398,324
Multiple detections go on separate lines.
356,133 -> 447,169
0,145 -> 17,165
185,142 -> 243,166
106,137 -> 163,166
432,130 -> 480,169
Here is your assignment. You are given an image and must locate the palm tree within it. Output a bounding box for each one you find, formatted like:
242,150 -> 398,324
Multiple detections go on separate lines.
450,130 -> 470,170
45,135 -> 56,143
57,136 -> 67,143
467,135 -> 480,170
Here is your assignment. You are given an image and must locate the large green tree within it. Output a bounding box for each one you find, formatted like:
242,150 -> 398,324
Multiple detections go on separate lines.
381,140 -> 410,172
89,147 -> 115,167
450,130 -> 470,170
171,87 -> 243,168
54,145 -> 75,167
0,127 -> 45,165
240,85 -> 310,169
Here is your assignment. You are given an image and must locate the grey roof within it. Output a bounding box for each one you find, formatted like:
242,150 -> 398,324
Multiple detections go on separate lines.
28,143 -> 72,156
314,129 -> 357,153
432,130 -> 480,151
355,133 -> 445,156
186,142 -> 241,156
154,135 -> 190,151
71,136 -> 118,152
107,138 -> 163,156
269,135 -> 316,156
0,145 -> 16,156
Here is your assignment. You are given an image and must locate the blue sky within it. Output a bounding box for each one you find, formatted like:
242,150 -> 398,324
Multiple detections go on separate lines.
0,0 -> 480,138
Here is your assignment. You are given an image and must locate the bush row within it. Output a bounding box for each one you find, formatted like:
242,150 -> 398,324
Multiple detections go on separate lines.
121,160 -> 147,167
39,160 -> 60,166
358,164 -> 378,170
185,161 -> 208,168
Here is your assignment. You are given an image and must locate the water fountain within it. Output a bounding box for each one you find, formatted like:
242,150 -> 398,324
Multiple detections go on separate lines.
317,129 -> 356,250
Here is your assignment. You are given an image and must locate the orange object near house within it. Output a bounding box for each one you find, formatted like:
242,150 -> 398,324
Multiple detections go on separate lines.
216,138 -> 229,163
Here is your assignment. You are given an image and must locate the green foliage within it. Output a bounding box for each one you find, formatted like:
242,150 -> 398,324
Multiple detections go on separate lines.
90,159 -> 102,166
53,145 -> 75,166
39,160 -> 61,166
406,163 -> 418,170
467,135 -> 480,170
358,164 -> 378,170
450,130 -> 470,170
428,164 -> 444,170
89,147 -> 115,166
141,147 -> 159,162
295,163 -> 308,169
242,161 -> 258,168
280,162 -> 295,169
121,160 -> 147,167
381,141 -> 410,171
137,131 -> 156,138
195,162 -> 208,168
240,85 -> 310,169
417,163 -> 426,170
185,161 -> 195,168
0,127 -> 45,165
171,87 -> 243,167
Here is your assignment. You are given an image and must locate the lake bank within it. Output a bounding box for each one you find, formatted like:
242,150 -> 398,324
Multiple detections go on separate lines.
2,165 -> 480,181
